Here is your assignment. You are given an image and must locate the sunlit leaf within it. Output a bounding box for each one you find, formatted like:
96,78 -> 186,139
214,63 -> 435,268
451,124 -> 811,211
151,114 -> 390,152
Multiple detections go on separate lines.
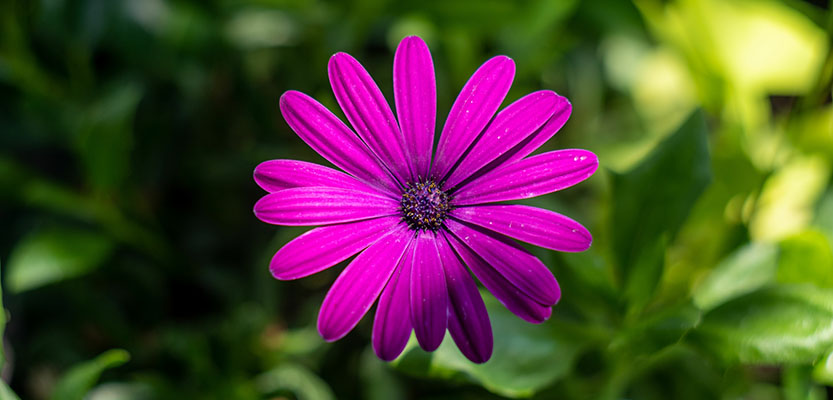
777,230 -> 833,288
692,286 -> 833,363
6,227 -> 115,293
50,349 -> 130,400
693,242 -> 778,311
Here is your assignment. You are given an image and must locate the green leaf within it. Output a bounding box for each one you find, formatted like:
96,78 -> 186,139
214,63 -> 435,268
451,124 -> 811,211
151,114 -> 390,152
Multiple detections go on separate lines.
610,302 -> 701,357
610,110 -> 711,307
692,286 -> 833,363
0,382 -> 21,400
50,349 -> 130,400
6,226 -> 115,293
777,230 -> 833,287
73,82 -> 143,190
255,363 -> 335,400
394,295 -> 590,398
693,242 -> 779,310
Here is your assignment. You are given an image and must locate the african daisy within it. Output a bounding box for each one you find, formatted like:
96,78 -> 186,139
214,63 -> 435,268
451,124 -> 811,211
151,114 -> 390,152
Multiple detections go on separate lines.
254,36 -> 597,363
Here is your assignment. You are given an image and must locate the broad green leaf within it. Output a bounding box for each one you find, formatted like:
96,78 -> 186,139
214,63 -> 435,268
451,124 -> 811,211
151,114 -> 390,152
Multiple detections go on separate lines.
0,382 -> 21,400
611,110 -> 711,306
692,286 -> 833,363
623,234 -> 668,316
255,363 -> 335,400
693,242 -> 778,310
394,294 -> 590,398
50,349 -> 130,400
777,230 -> 833,287
6,227 -> 115,293
610,302 -> 701,357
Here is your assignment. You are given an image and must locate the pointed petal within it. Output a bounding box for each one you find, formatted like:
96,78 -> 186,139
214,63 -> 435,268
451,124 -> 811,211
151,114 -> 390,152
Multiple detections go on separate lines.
394,36 -> 436,179
254,187 -> 398,226
432,56 -> 515,180
453,149 -> 598,206
451,205 -> 592,252
499,95 -> 572,166
270,216 -> 401,280
445,219 -> 560,305
280,90 -> 398,194
254,159 -> 374,193
443,91 -> 559,190
437,234 -> 492,363
318,226 -> 413,341
442,230 -> 552,323
409,231 -> 448,351
329,53 -> 412,183
372,251 -> 413,361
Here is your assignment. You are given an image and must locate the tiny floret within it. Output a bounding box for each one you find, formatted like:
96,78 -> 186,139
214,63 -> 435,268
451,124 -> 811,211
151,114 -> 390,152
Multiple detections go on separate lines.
400,180 -> 451,231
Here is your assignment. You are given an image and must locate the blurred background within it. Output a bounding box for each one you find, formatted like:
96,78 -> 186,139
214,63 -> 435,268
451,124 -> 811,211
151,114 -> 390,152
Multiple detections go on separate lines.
1,0 -> 832,399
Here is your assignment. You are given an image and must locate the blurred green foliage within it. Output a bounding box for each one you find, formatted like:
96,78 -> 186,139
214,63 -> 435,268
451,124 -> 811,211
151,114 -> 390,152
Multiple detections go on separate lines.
0,0 -> 832,399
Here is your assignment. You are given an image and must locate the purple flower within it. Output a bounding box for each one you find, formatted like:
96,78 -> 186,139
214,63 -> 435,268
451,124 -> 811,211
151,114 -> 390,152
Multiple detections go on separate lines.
254,36 -> 597,363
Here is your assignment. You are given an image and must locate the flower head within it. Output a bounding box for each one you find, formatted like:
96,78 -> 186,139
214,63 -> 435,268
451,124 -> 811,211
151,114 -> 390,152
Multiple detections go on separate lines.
254,36 -> 598,363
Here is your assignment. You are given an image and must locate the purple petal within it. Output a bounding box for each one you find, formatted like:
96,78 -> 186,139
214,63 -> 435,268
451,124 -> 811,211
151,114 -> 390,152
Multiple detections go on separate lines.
318,226 -> 412,341
432,56 -> 515,180
442,230 -> 552,323
280,91 -> 398,194
409,230 -> 448,351
443,91 -> 559,190
445,219 -> 560,306
254,187 -> 398,226
254,159 -> 375,193
329,53 -> 413,184
436,234 -> 492,363
394,36 -> 436,179
451,205 -> 592,252
270,216 -> 401,280
501,96 -> 572,164
372,248 -> 413,361
453,149 -> 598,206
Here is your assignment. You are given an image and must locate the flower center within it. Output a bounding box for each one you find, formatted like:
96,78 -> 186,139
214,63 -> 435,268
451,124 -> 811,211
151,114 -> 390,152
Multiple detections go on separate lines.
400,180 -> 450,231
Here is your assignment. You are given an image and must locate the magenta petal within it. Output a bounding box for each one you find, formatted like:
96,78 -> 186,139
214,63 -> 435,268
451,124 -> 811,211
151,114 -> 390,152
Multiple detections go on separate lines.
442,230 -> 552,323
432,56 -> 515,180
445,219 -> 560,306
436,234 -> 493,363
372,249 -> 413,361
318,226 -> 412,341
329,53 -> 413,183
254,159 -> 374,193
254,187 -> 398,226
270,216 -> 401,280
409,231 -> 448,351
451,205 -> 592,252
443,91 -> 559,190
280,91 -> 398,194
453,149 -> 598,206
394,36 -> 436,179
499,96 -> 572,166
